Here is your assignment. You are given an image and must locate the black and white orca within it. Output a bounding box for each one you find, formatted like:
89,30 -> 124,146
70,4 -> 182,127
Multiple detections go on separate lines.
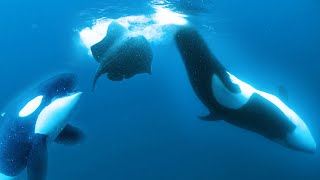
175,27 -> 316,154
0,73 -> 84,180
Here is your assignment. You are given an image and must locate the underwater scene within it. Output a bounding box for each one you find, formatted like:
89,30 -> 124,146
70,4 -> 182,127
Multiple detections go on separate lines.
0,0 -> 320,179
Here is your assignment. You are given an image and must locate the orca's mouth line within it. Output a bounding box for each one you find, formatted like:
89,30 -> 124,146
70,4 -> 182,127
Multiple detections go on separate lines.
46,91 -> 83,110
67,89 -> 82,96
50,89 -> 82,103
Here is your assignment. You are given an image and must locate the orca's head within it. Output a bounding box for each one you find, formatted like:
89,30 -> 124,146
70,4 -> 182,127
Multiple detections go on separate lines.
17,73 -> 83,136
37,73 -> 80,101
255,91 -> 317,154
284,112 -> 317,154
214,73 -> 316,154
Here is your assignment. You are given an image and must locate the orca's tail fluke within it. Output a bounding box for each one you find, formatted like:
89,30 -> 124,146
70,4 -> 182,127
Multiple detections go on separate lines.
175,26 -> 218,71
175,26 -> 240,93
27,134 -> 48,180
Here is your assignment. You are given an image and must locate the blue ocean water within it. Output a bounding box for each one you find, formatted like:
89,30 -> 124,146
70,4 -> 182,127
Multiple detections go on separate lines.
0,0 -> 320,179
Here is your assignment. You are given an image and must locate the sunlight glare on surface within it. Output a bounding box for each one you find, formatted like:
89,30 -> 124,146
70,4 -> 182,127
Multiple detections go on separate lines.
79,5 -> 188,54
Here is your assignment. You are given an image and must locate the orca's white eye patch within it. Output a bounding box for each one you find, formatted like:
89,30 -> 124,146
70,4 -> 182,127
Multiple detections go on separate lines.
19,95 -> 43,117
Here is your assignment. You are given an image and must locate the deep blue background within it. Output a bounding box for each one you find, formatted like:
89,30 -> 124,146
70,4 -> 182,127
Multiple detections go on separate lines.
0,0 -> 320,179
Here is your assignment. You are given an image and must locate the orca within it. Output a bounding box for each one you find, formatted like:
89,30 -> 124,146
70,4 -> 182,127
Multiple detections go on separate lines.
0,73 -> 84,180
175,27 -> 316,154
91,21 -> 153,90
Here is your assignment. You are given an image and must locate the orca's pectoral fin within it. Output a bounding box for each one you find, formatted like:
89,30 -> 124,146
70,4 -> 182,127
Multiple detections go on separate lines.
54,124 -> 85,145
27,134 -> 48,180
198,113 -> 221,121
219,70 -> 241,93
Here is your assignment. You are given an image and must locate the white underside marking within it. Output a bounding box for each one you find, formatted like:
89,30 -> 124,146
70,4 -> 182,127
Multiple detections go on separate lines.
212,72 -> 316,152
19,95 -> 43,117
286,122 -> 316,152
257,91 -> 315,151
0,173 -> 15,180
35,92 -> 82,142
212,73 -> 255,109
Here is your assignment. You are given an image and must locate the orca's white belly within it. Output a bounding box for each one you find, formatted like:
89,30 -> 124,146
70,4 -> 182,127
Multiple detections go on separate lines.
35,92 -> 82,142
0,173 -> 15,180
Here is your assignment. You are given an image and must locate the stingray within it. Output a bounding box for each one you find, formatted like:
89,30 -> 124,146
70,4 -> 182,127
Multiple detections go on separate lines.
91,21 -> 153,90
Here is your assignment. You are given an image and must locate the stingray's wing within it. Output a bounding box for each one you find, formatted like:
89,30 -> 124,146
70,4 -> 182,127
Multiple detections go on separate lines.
90,21 -> 128,62
125,35 -> 153,74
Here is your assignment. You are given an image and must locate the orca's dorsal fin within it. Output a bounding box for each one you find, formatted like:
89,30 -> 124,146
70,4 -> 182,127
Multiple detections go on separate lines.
198,112 -> 221,121
90,21 -> 128,62
278,85 -> 289,103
